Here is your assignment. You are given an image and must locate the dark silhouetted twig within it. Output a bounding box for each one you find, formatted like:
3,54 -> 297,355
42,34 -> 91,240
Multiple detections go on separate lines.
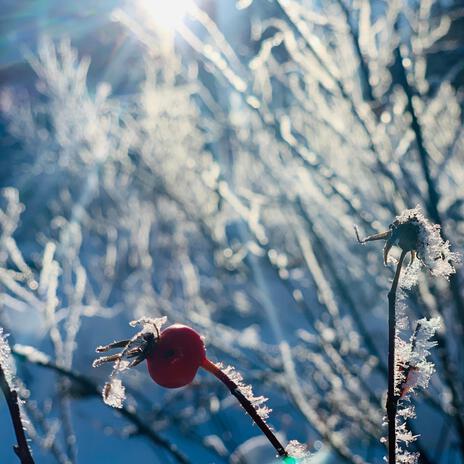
202,358 -> 287,458
386,250 -> 407,464
0,364 -> 35,464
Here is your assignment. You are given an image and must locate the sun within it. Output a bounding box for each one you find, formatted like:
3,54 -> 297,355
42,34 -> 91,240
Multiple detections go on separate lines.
141,0 -> 194,31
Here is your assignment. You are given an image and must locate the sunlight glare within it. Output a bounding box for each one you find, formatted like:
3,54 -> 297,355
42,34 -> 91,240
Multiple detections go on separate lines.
141,0 -> 194,31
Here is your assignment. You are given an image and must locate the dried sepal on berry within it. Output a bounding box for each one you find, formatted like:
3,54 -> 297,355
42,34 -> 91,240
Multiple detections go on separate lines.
93,316 -> 168,408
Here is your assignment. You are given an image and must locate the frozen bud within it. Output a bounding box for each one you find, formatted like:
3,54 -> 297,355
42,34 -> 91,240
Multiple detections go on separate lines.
390,207 -> 459,277
356,206 -> 459,278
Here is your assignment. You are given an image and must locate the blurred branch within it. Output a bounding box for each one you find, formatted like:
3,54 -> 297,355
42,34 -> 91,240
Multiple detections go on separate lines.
178,23 -> 373,228
333,0 -> 374,102
274,0 -> 400,191
22,397 -> 71,464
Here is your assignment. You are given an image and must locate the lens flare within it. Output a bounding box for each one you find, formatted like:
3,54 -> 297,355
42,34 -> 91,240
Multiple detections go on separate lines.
141,0 -> 193,30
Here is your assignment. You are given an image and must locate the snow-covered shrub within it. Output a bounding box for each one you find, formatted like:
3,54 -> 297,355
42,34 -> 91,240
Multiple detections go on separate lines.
0,0 -> 463,462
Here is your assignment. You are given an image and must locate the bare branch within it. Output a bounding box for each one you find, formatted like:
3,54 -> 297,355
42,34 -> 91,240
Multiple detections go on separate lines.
0,364 -> 35,464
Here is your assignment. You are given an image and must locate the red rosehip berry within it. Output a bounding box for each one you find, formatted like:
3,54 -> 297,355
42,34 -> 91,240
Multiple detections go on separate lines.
146,324 -> 206,388
93,319 -> 288,457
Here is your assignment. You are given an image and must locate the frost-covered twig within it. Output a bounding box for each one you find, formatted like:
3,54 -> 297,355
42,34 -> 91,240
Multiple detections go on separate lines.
0,331 -> 35,464
357,207 -> 458,464
92,320 -> 309,460
202,358 -> 287,457
0,366 -> 35,464
387,250 -> 407,464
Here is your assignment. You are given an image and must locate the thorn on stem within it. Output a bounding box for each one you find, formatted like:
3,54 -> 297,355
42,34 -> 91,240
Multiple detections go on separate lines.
354,225 -> 390,245
354,225 -> 365,244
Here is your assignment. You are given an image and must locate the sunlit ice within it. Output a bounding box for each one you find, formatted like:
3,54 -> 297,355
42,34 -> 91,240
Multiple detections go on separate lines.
138,0 -> 194,31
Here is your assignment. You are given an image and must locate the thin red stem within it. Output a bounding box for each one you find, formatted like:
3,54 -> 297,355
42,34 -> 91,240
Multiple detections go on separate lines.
201,358 -> 287,457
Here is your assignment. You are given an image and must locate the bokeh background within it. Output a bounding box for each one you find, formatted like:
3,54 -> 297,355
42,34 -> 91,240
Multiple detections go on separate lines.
1,0 -> 464,463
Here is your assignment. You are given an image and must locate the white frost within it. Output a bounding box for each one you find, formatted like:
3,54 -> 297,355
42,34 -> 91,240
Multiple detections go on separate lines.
390,317 -> 441,463
103,378 -> 126,409
0,328 -> 15,386
219,363 -> 271,421
129,316 -> 167,334
285,439 -> 310,461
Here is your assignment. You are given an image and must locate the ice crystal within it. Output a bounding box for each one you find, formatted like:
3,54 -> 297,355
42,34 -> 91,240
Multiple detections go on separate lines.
409,318 -> 440,363
390,317 -> 440,463
218,363 -> 271,420
396,450 -> 419,464
0,328 -> 15,386
129,316 -> 167,334
103,378 -> 125,409
396,421 -> 418,444
394,318 -> 440,400
285,440 -> 310,461
399,259 -> 421,290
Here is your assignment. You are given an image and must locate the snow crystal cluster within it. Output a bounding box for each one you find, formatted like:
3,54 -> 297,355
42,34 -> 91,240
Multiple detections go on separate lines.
390,318 -> 441,463
285,440 -> 311,462
395,317 -> 440,404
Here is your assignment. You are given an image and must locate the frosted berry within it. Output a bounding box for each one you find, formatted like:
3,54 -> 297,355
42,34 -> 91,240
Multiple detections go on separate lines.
147,324 -> 206,388
93,318 -> 288,457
